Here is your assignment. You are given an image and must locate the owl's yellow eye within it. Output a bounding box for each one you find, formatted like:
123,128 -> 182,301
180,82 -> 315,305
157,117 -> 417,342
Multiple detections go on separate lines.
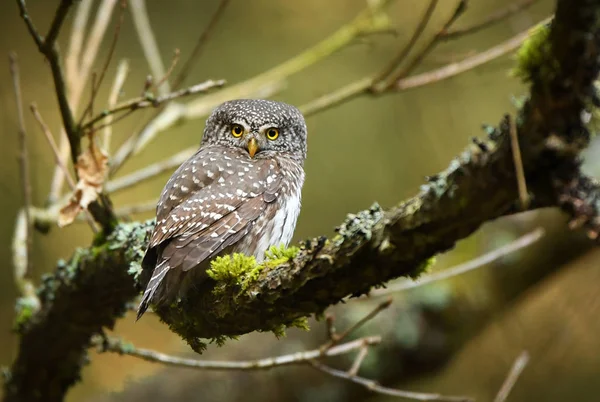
266,128 -> 279,140
231,124 -> 244,138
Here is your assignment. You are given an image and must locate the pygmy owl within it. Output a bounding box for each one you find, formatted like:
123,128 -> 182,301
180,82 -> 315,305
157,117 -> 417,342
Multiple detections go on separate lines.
137,99 -> 307,319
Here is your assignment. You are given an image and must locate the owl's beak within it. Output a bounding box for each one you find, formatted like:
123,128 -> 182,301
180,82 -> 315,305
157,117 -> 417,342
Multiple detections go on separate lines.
247,137 -> 259,158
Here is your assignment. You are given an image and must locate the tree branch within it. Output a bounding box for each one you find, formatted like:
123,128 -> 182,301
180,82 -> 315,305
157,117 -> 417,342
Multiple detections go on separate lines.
97,335 -> 381,370
16,0 -> 79,163
442,0 -> 538,40
109,0 -> 395,174
5,0 -> 600,400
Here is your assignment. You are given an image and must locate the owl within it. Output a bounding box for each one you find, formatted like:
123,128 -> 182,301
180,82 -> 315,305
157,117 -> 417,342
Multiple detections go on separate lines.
137,99 -> 307,319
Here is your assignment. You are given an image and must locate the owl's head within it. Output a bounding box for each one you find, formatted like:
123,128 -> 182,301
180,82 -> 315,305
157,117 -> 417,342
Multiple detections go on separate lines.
202,99 -> 307,162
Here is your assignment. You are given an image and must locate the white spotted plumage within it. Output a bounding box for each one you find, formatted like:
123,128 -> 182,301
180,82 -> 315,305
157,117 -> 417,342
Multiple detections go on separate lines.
137,99 -> 307,319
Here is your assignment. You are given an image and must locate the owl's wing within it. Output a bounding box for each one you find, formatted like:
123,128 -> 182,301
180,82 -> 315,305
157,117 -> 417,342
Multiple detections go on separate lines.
137,152 -> 281,319
149,146 -> 227,248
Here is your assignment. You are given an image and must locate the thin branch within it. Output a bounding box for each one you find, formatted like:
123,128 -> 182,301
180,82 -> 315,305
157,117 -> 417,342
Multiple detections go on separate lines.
81,79 -> 225,132
373,0 -> 439,84
300,23 -> 538,117
376,0 -> 468,91
106,147 -> 195,193
172,0 -> 231,89
442,0 -> 538,40
92,108 -> 137,133
129,0 -> 171,96
15,0 -> 43,48
17,0 -> 80,164
309,361 -> 472,401
493,351 -> 530,402
325,314 -> 337,341
115,199 -> 156,217
393,22 -> 542,90
153,49 -> 180,91
347,344 -> 369,376
77,0 -> 119,94
30,105 -> 76,190
78,0 -> 127,125
9,53 -> 33,281
509,115 -> 530,209
323,298 -> 392,349
109,0 -> 395,175
98,335 -> 381,370
44,0 -> 75,47
50,0 -> 119,203
65,0 -> 93,80
368,228 -> 544,298
103,59 -> 130,151
30,104 -> 98,232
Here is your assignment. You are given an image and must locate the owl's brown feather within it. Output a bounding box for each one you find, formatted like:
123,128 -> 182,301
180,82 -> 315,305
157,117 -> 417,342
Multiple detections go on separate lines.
137,146 -> 282,318
137,99 -> 306,320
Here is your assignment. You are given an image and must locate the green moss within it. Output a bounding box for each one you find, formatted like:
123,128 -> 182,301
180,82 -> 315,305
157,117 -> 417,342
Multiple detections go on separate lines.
408,256 -> 436,279
288,316 -> 310,331
263,244 -> 300,267
511,21 -> 559,83
13,297 -> 37,331
207,245 -> 301,295
271,324 -> 287,338
207,254 -> 260,295
269,316 -> 310,338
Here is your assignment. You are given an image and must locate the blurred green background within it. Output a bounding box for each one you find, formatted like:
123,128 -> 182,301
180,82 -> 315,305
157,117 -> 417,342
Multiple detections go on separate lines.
4,0 -> 600,401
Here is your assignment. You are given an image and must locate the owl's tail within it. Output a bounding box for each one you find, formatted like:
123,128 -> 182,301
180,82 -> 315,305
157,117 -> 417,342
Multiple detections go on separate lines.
136,259 -> 170,320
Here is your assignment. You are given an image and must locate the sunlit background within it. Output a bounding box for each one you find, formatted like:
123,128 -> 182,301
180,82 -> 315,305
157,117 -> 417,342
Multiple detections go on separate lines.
3,0 -> 600,401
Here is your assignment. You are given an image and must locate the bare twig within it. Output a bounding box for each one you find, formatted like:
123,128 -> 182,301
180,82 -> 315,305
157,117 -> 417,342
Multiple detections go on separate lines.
323,298 -> 392,349
106,147 -> 195,193
367,228 -> 544,298
109,0 -> 394,175
115,200 -> 157,217
65,0 -> 93,80
442,0 -> 538,40
494,351 -> 530,402
50,0 -> 119,203
373,0 -> 439,84
30,105 -> 76,190
103,59 -> 130,151
172,0 -> 232,89
45,0 -> 74,46
347,343 -> 369,376
393,22 -> 542,90
79,0 -> 127,125
10,53 -> 33,278
77,0 -> 119,91
9,53 -> 38,307
309,361 -> 472,401
98,335 -> 381,370
17,0 -> 79,164
12,210 -> 41,312
509,115 -> 530,209
82,79 -> 225,132
129,0 -> 170,96
153,49 -> 180,91
375,0 -> 468,91
30,104 -> 98,232
325,314 -> 337,341
300,22 -> 541,117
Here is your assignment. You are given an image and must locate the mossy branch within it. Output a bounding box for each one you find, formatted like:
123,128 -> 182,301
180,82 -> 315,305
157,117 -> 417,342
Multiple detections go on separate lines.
5,0 -> 600,400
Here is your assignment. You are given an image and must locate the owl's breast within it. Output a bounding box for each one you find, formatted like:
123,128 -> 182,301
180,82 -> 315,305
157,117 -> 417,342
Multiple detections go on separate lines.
235,175 -> 303,262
